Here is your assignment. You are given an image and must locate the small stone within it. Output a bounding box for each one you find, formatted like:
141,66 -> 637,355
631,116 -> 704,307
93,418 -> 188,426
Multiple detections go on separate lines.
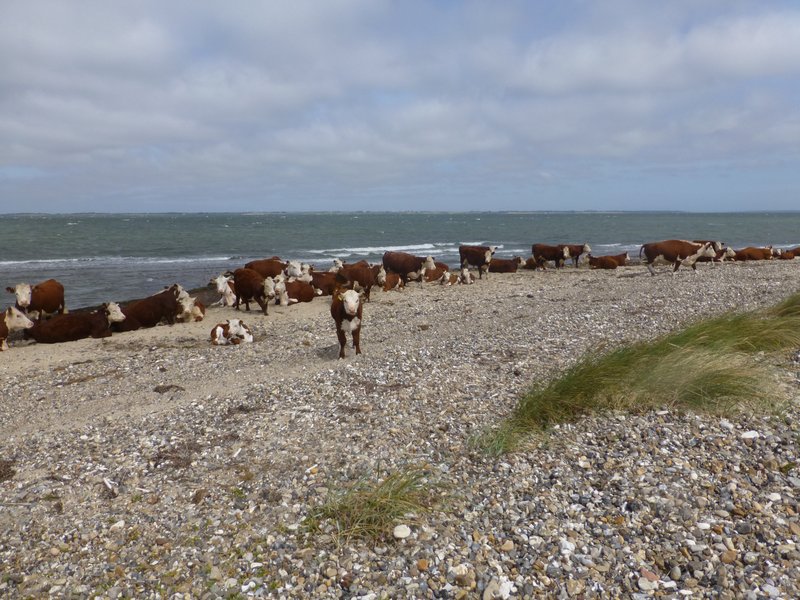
669,566 -> 682,580
789,522 -> 800,536
768,493 -> 781,502
417,559 -> 429,572
500,540 -> 514,552
740,430 -> 759,439
762,584 -> 780,598
393,524 -> 411,539
565,579 -> 585,596
743,552 -> 759,564
720,550 -> 737,564
637,577 -> 657,591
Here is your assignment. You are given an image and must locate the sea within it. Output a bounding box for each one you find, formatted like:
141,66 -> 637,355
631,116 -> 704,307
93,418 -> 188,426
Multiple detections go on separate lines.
1,212 -> 799,309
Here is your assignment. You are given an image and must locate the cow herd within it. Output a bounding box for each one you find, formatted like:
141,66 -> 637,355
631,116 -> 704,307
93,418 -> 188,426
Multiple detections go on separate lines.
2,240 -> 798,356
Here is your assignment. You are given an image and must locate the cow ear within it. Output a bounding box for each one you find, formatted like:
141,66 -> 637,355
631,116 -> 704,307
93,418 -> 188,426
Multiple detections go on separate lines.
337,293 -> 344,301
5,287 -> 13,293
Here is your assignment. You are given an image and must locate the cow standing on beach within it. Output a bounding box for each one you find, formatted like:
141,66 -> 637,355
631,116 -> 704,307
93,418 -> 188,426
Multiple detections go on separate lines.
382,252 -> 436,284
560,243 -> 592,268
458,245 -> 496,279
531,244 -> 570,269
330,288 -> 363,359
639,240 -> 716,275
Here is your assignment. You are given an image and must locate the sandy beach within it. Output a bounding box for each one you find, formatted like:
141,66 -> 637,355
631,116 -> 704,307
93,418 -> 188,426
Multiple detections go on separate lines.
2,260 -> 800,598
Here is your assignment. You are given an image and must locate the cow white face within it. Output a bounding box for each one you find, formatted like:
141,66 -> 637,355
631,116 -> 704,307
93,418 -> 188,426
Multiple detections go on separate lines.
227,319 -> 254,343
210,274 -> 231,294
561,246 -> 571,258
329,258 -> 343,272
484,250 -> 492,264
376,265 -> 386,285
4,306 -> 34,331
582,243 -> 592,253
423,256 -> 435,270
177,296 -> 196,321
438,271 -> 450,285
459,267 -> 473,284
104,302 -> 126,323
285,261 -> 302,278
723,247 -> 735,259
7,283 -> 32,308
515,257 -> 524,266
340,289 -> 360,316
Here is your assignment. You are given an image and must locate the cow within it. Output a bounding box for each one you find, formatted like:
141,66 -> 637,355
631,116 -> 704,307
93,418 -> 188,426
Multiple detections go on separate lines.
177,299 -> 206,322
329,258 -> 344,272
587,254 -> 619,270
244,258 -> 286,279
733,246 -> 774,261
488,257 -> 524,273
523,257 -> 539,270
382,272 -> 404,291
310,271 -> 340,296
330,288 -> 363,359
639,240 -> 716,275
777,249 -> 796,260
560,243 -> 592,267
696,247 -> 736,265
210,319 -> 254,345
113,284 -> 192,332
458,245 -> 496,279
232,268 -> 276,314
693,240 -> 725,253
336,261 -> 377,301
5,278 -> 66,321
458,267 -> 476,284
607,252 -> 630,266
26,303 -> 125,343
275,279 -> 317,306
209,274 -> 236,307
382,251 -> 435,284
785,246 -> 800,256
1,306 -> 34,351
424,266 -> 449,282
531,244 -> 570,269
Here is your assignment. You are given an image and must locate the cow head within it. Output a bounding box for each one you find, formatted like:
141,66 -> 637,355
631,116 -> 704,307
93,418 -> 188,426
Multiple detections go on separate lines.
263,277 -> 277,301
285,260 -> 303,278
3,306 -> 34,331
561,246 -> 570,258
6,283 -> 32,309
103,302 -> 126,323
483,250 -> 493,264
227,319 -> 254,343
274,280 -> 289,306
514,256 -> 525,266
423,256 -> 436,271
177,296 -> 198,322
458,267 -> 474,284
375,265 -> 387,285
329,258 -> 344,272
339,289 -> 361,317
210,274 -> 231,294
582,243 -> 592,254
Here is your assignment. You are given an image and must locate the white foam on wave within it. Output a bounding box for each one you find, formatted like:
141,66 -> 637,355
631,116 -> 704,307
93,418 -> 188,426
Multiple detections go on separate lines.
307,243 -> 438,255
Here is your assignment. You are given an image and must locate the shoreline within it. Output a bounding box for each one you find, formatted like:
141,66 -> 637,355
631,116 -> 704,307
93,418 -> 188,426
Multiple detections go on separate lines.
1,261 -> 800,598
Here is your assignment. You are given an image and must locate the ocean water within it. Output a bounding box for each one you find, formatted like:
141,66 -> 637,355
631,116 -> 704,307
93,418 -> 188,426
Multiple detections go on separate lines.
1,212 -> 799,309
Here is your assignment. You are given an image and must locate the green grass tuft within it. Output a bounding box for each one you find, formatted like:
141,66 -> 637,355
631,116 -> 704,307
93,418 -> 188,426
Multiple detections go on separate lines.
483,291 -> 800,454
303,466 -> 439,543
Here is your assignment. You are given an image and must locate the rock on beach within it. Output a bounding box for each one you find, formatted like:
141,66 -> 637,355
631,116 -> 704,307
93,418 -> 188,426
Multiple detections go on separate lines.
1,260 -> 800,598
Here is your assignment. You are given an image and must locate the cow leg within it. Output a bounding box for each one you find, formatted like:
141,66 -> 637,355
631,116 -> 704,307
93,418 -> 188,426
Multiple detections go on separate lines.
647,262 -> 657,276
352,328 -> 361,355
256,297 -> 268,315
336,327 -> 347,359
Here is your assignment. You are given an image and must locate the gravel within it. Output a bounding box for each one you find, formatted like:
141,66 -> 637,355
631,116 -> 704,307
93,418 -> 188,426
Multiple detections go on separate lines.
1,260 -> 799,598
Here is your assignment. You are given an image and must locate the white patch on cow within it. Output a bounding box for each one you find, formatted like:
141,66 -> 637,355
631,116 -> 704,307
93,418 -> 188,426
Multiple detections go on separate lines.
340,316 -> 360,333
376,265 -> 386,285
9,283 -> 32,308
228,318 -> 253,343
329,258 -> 343,272
723,247 -> 735,259
210,274 -> 236,307
263,277 -> 276,300
562,246 -> 570,258
438,271 -> 450,285
423,256 -> 435,270
341,289 -> 360,316
488,245 -> 497,254
274,281 -> 289,306
459,267 -> 474,284
484,250 -> 492,264
104,302 -> 126,323
177,296 -> 196,321
582,243 -> 592,254
4,306 -> 34,331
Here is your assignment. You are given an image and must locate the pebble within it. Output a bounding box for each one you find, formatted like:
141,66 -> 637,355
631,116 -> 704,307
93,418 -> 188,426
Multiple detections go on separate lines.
393,524 -> 411,539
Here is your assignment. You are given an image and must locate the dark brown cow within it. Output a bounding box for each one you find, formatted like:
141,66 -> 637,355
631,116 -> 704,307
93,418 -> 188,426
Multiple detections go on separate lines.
606,252 -> 630,266
488,257 -> 524,273
231,268 -> 276,314
310,271 -> 339,296
639,240 -> 716,275
244,258 -> 287,279
587,254 -> 619,269
113,284 -> 192,332
733,246 -> 774,261
275,279 -> 317,306
785,246 -> 800,256
523,257 -> 539,270
382,251 -> 435,284
1,306 -> 34,351
531,244 -> 570,269
777,249 -> 796,260
458,245 -> 496,279
330,288 -> 363,359
560,243 -> 592,267
6,278 -> 66,321
26,303 -> 126,343
336,261 -> 376,301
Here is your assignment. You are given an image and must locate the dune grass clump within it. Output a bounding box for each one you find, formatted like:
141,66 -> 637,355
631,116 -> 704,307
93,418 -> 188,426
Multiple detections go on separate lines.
303,466 -> 439,543
484,292 -> 800,455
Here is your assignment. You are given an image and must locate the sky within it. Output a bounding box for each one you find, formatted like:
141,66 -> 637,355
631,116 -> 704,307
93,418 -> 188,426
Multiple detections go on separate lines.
1,1 -> 799,213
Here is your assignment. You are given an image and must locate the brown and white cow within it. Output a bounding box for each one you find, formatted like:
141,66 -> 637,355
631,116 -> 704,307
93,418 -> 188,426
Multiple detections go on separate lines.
587,254 -> 619,270
382,272 -> 405,291
210,318 -> 254,345
777,249 -> 796,260
177,299 -> 206,322
382,251 -> 436,284
310,271 -> 340,296
26,302 -> 125,343
1,306 -> 35,351
488,256 -> 524,273
275,279 -> 317,306
5,278 -> 66,321
458,245 -> 496,279
231,268 -> 276,315
113,284 -> 192,332
696,247 -> 736,265
330,288 -> 363,359
336,261 -> 377,301
639,240 -> 716,275
560,243 -> 592,267
531,244 -> 570,269
244,258 -> 286,279
209,274 -> 236,307
733,246 -> 774,261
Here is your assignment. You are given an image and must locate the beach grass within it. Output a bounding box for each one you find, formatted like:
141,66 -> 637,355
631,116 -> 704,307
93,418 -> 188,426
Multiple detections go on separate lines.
483,291 -> 800,454
303,466 -> 439,543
